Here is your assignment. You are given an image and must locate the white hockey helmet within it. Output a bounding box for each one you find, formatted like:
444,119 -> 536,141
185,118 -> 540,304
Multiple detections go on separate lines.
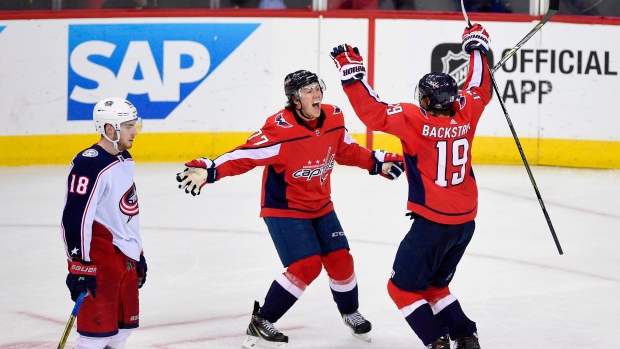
93,97 -> 142,134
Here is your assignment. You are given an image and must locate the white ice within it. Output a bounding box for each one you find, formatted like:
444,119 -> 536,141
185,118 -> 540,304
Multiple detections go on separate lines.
1,163 -> 619,348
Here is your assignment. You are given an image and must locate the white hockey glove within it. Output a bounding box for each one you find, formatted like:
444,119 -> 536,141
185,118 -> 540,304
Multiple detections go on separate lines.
370,150 -> 405,180
330,43 -> 366,85
176,157 -> 218,196
462,23 -> 490,54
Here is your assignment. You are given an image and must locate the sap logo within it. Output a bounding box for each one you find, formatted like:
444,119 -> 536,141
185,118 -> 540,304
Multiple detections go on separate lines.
0,26 -> 5,34
68,23 -> 260,121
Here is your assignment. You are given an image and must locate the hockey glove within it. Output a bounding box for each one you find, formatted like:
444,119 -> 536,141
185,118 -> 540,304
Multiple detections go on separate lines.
462,23 -> 490,54
176,157 -> 218,196
370,149 -> 405,180
330,44 -> 366,85
66,259 -> 97,302
136,253 -> 147,289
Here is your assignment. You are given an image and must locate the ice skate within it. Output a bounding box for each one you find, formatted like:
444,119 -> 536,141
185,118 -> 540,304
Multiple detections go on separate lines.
342,311 -> 372,343
426,334 -> 450,349
454,332 -> 481,349
241,301 -> 288,349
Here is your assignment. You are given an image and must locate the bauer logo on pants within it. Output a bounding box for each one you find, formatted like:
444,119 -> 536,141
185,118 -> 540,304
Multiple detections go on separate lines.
430,43 -> 494,90
67,23 -> 260,121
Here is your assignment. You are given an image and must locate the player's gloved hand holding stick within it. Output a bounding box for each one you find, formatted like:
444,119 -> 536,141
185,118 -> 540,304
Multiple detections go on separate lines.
461,23 -> 490,54
66,258 -> 97,302
370,150 -> 405,180
330,44 -> 366,85
176,157 -> 218,196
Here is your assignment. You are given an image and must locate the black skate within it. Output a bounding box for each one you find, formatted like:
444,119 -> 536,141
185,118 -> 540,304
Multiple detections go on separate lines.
427,335 -> 450,349
241,301 -> 288,349
342,311 -> 372,343
455,332 -> 481,349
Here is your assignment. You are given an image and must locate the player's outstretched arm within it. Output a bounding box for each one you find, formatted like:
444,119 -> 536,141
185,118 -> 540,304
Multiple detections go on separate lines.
330,43 -> 366,85
176,157 -> 218,196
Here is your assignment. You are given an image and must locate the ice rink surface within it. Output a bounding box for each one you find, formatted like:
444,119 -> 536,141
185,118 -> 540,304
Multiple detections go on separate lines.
1,162 -> 619,348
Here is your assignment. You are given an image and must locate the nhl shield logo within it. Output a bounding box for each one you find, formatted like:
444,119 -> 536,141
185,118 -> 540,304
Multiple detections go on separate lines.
430,43 -> 494,91
441,50 -> 470,87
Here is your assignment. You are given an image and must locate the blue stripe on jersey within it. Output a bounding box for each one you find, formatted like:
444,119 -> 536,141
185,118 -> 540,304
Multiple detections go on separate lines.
405,154 -> 426,205
263,165 -> 288,209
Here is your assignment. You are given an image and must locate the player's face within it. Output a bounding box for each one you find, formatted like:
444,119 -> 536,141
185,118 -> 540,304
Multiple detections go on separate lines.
296,83 -> 323,120
117,118 -> 142,151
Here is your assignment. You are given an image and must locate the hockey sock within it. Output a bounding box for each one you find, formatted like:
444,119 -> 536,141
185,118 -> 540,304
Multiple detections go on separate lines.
388,280 -> 448,345
106,329 -> 132,349
432,295 -> 477,339
329,274 -> 359,315
403,301 -> 450,346
321,249 -> 359,314
75,334 -> 113,349
260,273 -> 303,323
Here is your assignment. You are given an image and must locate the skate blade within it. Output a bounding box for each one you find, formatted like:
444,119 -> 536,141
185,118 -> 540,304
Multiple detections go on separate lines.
242,335 -> 288,349
351,332 -> 371,343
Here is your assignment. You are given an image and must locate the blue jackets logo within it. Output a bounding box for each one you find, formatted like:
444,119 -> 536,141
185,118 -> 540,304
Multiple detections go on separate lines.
68,23 -> 260,120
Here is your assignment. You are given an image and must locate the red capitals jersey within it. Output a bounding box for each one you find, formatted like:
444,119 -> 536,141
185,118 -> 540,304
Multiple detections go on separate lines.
343,51 -> 491,224
213,104 -> 375,219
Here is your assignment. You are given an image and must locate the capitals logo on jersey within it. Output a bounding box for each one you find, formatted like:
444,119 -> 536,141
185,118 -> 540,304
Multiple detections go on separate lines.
292,147 -> 335,184
119,183 -> 139,223
275,113 -> 293,128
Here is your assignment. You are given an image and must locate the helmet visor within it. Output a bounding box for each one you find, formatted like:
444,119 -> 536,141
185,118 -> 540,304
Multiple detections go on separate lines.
134,117 -> 143,133
120,117 -> 143,133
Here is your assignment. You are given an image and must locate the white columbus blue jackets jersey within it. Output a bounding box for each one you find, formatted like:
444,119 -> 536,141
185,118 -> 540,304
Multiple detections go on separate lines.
61,144 -> 142,262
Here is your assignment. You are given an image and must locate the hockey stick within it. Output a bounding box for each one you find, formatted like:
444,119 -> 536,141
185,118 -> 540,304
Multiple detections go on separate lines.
461,0 -> 563,255
490,0 -> 560,73
57,291 -> 87,349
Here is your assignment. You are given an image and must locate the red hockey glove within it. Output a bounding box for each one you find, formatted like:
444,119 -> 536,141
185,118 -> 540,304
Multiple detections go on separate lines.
176,157 -> 218,196
330,44 -> 366,85
462,23 -> 490,54
136,252 -> 147,289
370,150 -> 405,180
66,259 -> 97,302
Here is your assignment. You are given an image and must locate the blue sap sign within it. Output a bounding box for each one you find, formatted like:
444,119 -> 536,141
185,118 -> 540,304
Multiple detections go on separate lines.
68,23 -> 260,120
0,26 -> 5,33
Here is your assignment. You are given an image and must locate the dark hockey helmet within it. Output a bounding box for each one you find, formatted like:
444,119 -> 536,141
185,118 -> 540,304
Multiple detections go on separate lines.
284,70 -> 326,99
416,72 -> 458,111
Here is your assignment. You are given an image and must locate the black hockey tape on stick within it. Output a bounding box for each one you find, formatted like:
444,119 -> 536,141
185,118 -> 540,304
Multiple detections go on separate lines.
491,0 -> 559,73
460,0 -> 564,255
57,291 -> 87,349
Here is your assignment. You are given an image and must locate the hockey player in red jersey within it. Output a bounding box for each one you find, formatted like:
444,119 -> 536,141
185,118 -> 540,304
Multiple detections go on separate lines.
176,70 -> 404,349
61,97 -> 147,349
330,23 -> 491,349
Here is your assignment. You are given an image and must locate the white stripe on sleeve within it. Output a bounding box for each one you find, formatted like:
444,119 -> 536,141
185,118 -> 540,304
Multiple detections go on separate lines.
215,143 -> 281,166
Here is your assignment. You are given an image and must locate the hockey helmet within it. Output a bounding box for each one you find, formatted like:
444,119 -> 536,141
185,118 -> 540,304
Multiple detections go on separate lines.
416,73 -> 458,111
284,70 -> 326,99
93,97 -> 142,134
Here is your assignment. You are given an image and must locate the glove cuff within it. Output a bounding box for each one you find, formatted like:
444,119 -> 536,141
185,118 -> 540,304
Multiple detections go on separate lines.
68,260 -> 97,276
340,64 -> 366,85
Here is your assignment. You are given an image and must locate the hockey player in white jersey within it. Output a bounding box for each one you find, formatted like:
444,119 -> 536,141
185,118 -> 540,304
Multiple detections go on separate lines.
61,97 -> 147,349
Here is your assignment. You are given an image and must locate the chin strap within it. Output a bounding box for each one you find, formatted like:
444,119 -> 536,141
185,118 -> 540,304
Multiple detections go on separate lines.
296,106 -> 310,121
102,130 -> 122,153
